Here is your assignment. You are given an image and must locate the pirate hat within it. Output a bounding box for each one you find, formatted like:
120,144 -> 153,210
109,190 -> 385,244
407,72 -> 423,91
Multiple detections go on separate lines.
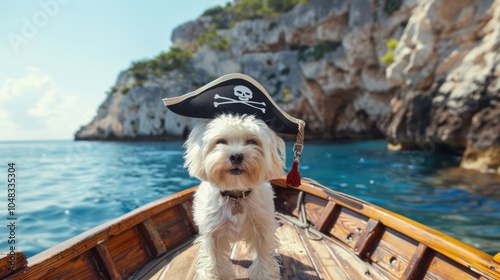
162,73 -> 304,187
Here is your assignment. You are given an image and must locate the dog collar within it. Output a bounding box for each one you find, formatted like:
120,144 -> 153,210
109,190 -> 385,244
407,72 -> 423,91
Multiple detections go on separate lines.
220,189 -> 252,200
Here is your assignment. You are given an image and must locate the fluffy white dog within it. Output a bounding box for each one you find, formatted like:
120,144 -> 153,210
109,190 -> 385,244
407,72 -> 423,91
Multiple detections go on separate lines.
184,114 -> 285,280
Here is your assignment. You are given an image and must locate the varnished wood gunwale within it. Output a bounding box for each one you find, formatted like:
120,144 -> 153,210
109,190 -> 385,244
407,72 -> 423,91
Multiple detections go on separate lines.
271,177 -> 500,280
0,252 -> 26,278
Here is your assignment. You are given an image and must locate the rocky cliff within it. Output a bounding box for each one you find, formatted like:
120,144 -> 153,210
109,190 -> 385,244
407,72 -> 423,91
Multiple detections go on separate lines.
383,0 -> 500,173
75,0 -> 500,174
75,0 -> 414,141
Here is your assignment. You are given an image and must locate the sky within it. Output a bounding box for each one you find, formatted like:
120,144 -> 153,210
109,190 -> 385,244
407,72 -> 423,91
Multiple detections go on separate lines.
0,0 -> 230,141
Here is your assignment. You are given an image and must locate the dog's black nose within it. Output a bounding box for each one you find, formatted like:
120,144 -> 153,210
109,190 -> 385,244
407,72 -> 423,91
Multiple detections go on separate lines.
230,153 -> 244,164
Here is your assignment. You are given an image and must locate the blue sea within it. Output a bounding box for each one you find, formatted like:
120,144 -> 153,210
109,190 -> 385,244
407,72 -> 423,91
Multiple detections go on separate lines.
0,140 -> 499,258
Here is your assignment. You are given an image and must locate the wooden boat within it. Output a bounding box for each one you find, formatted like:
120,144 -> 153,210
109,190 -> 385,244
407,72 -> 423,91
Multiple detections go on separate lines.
2,178 -> 500,280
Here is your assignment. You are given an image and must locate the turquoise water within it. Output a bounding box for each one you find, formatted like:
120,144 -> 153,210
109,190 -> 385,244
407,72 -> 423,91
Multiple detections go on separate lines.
0,140 -> 499,257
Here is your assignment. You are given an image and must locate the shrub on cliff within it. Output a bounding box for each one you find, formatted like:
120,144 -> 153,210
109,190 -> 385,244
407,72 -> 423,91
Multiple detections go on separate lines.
130,47 -> 193,83
202,0 -> 308,24
380,38 -> 398,65
197,25 -> 231,51
197,0 -> 308,51
231,0 -> 308,20
201,5 -> 233,29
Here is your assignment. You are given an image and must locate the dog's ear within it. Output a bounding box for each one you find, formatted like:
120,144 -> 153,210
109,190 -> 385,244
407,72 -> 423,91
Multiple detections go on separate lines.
183,120 -> 209,181
262,125 -> 286,180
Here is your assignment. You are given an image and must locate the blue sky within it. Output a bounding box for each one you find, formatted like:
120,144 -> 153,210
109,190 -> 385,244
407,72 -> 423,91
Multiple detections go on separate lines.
0,0 -> 230,141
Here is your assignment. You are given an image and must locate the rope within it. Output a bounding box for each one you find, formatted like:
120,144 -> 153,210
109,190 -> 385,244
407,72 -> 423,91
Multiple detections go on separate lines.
276,191 -> 322,241
293,120 -> 305,159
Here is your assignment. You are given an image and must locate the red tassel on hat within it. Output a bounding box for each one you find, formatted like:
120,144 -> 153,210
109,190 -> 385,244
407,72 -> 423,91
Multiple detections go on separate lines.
286,160 -> 301,187
286,120 -> 305,188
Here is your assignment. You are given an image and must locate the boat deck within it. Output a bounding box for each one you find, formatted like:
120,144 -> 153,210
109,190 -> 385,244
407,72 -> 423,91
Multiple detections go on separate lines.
134,214 -> 385,280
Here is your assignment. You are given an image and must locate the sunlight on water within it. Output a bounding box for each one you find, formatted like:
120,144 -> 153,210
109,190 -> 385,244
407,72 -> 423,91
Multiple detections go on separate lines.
0,140 -> 499,257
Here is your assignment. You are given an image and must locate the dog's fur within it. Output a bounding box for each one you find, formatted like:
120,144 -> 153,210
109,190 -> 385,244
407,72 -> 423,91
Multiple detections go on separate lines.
184,114 -> 285,279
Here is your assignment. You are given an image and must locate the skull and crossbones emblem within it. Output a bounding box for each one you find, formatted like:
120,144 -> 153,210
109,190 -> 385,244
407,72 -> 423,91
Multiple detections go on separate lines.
213,85 -> 266,113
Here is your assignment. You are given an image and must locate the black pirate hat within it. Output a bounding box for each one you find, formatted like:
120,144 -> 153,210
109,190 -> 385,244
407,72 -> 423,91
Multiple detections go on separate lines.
162,73 -> 304,187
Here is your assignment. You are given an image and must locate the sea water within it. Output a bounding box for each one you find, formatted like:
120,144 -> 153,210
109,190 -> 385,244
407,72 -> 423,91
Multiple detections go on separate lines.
0,140 -> 499,257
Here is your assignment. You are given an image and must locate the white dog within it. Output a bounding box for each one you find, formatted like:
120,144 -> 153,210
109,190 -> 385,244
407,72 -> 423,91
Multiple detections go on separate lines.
184,114 -> 285,280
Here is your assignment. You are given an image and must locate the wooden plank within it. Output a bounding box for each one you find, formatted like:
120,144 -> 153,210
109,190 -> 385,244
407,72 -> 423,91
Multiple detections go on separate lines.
329,208 -> 369,250
275,188 -> 300,215
94,242 -> 122,280
368,228 -> 418,279
370,263 -> 399,280
274,189 -> 328,226
276,218 -> 320,279
106,227 -> 150,278
150,205 -> 183,230
295,227 -> 350,279
313,200 -> 339,233
303,194 -> 329,227
324,235 -> 377,280
180,200 -> 198,234
43,251 -> 104,280
0,252 -> 26,278
354,219 -> 383,258
138,219 -> 167,257
425,253 -> 482,280
364,263 -> 395,280
130,237 -> 196,280
157,219 -> 193,250
494,253 -> 500,263
401,243 -> 430,280
272,178 -> 500,279
149,242 -> 198,280
10,187 -> 196,280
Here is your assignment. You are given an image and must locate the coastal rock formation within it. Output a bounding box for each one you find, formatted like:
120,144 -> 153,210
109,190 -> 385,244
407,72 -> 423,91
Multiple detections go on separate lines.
383,0 -> 500,173
74,70 -> 205,140
75,0 -> 499,174
75,0 -> 415,140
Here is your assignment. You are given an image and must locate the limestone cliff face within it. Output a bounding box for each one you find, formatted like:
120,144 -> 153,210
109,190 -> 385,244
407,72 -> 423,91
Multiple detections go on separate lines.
75,0 -> 499,174
383,0 -> 500,173
75,0 -> 414,141
74,70 -> 204,140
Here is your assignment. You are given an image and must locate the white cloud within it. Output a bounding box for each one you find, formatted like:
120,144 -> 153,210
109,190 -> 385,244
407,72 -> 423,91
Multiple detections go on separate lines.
0,67 -> 93,140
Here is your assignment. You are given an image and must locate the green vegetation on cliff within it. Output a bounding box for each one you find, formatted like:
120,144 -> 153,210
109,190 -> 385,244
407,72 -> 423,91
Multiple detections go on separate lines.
230,0 -> 307,20
197,0 -> 308,50
123,0 -> 309,86
380,38 -> 398,65
202,0 -> 308,24
129,47 -> 193,85
197,25 -> 231,50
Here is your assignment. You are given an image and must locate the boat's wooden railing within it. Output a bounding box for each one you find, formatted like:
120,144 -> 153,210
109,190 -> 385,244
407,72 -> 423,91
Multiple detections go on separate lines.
1,187 -> 198,280
271,177 -> 500,280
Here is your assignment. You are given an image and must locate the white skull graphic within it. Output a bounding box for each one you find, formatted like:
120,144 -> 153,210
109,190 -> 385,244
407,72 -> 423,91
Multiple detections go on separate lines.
234,85 -> 253,101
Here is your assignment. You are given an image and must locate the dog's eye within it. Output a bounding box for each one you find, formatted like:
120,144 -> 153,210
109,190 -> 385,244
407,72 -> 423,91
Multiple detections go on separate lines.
216,139 -> 227,145
245,139 -> 258,145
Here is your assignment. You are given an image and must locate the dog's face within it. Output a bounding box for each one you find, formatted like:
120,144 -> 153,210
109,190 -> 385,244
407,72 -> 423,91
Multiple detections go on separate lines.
184,114 -> 286,190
